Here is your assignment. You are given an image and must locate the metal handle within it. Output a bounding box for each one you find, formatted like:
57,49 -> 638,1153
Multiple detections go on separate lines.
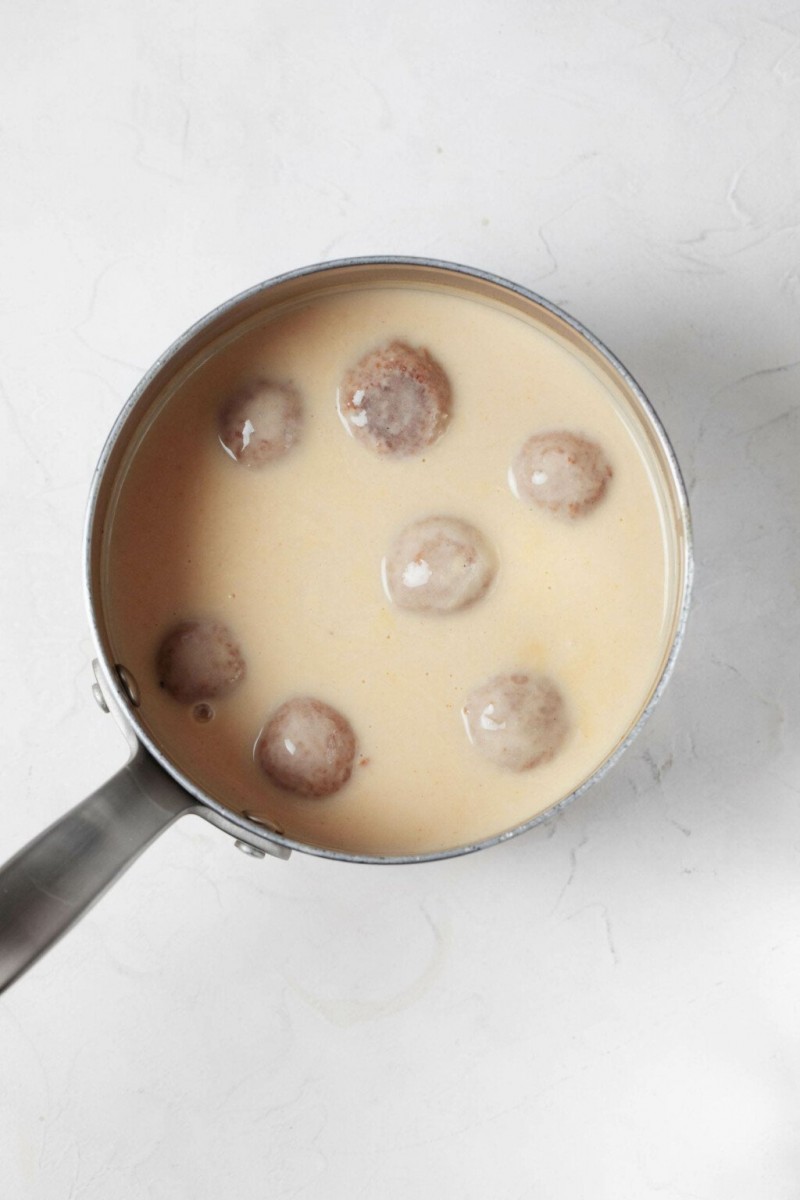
0,747 -> 196,994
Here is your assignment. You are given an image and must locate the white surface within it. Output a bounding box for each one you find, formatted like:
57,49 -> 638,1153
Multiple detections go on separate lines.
1,2 -> 799,1197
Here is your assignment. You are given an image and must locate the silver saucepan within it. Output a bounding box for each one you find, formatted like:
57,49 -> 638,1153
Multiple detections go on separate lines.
0,258 -> 693,993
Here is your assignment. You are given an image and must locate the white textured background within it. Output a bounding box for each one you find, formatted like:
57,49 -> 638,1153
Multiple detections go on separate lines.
1,2 -> 799,1197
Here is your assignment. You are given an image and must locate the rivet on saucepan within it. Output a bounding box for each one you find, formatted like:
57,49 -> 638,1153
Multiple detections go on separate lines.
234,840 -> 267,859
115,663 -> 141,707
243,810 -> 286,836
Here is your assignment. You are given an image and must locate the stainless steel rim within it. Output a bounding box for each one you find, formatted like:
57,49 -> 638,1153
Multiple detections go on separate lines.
84,256 -> 694,865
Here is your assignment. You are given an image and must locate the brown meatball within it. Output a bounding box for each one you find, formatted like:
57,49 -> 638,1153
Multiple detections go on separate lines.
256,697 -> 357,798
462,672 -> 569,771
157,619 -> 246,703
383,516 -> 497,614
511,431 -> 612,518
338,340 -> 451,457
218,378 -> 302,467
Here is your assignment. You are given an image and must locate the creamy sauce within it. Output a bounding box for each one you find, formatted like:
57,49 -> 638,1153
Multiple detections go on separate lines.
104,284 -> 673,856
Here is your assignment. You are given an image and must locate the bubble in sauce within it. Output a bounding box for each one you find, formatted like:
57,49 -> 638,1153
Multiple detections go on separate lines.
383,516 -> 497,614
510,431 -> 612,518
338,340 -> 451,457
157,620 -> 245,704
462,672 -> 569,771
218,378 -> 302,467
256,697 -> 357,798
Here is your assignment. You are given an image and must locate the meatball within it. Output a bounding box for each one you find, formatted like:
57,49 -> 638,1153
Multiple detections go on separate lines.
156,619 -> 246,704
462,672 -> 569,771
218,378 -> 302,467
383,516 -> 497,614
338,340 -> 451,457
510,430 -> 612,518
256,697 -> 357,798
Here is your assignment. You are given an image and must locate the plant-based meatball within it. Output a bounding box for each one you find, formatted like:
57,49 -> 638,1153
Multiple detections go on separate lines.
510,430 -> 612,518
462,672 -> 569,771
218,378 -> 302,466
157,620 -> 246,704
383,516 -> 497,614
256,697 -> 357,798
338,340 -> 451,457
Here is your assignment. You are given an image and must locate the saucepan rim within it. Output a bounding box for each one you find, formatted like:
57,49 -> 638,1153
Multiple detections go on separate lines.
84,255 -> 694,865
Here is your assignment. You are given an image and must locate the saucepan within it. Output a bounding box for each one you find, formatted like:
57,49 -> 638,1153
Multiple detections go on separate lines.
0,257 -> 693,994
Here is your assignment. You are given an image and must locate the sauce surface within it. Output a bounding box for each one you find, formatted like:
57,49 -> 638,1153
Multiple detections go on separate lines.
104,284 -> 672,856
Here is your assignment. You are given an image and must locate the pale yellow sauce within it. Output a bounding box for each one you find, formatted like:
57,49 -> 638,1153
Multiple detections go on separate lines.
104,284 -> 672,856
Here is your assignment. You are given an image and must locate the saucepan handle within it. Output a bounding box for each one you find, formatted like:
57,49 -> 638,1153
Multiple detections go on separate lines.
0,747 -> 195,995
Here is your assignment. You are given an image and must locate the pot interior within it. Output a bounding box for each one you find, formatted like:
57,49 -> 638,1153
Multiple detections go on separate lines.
86,259 -> 691,863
